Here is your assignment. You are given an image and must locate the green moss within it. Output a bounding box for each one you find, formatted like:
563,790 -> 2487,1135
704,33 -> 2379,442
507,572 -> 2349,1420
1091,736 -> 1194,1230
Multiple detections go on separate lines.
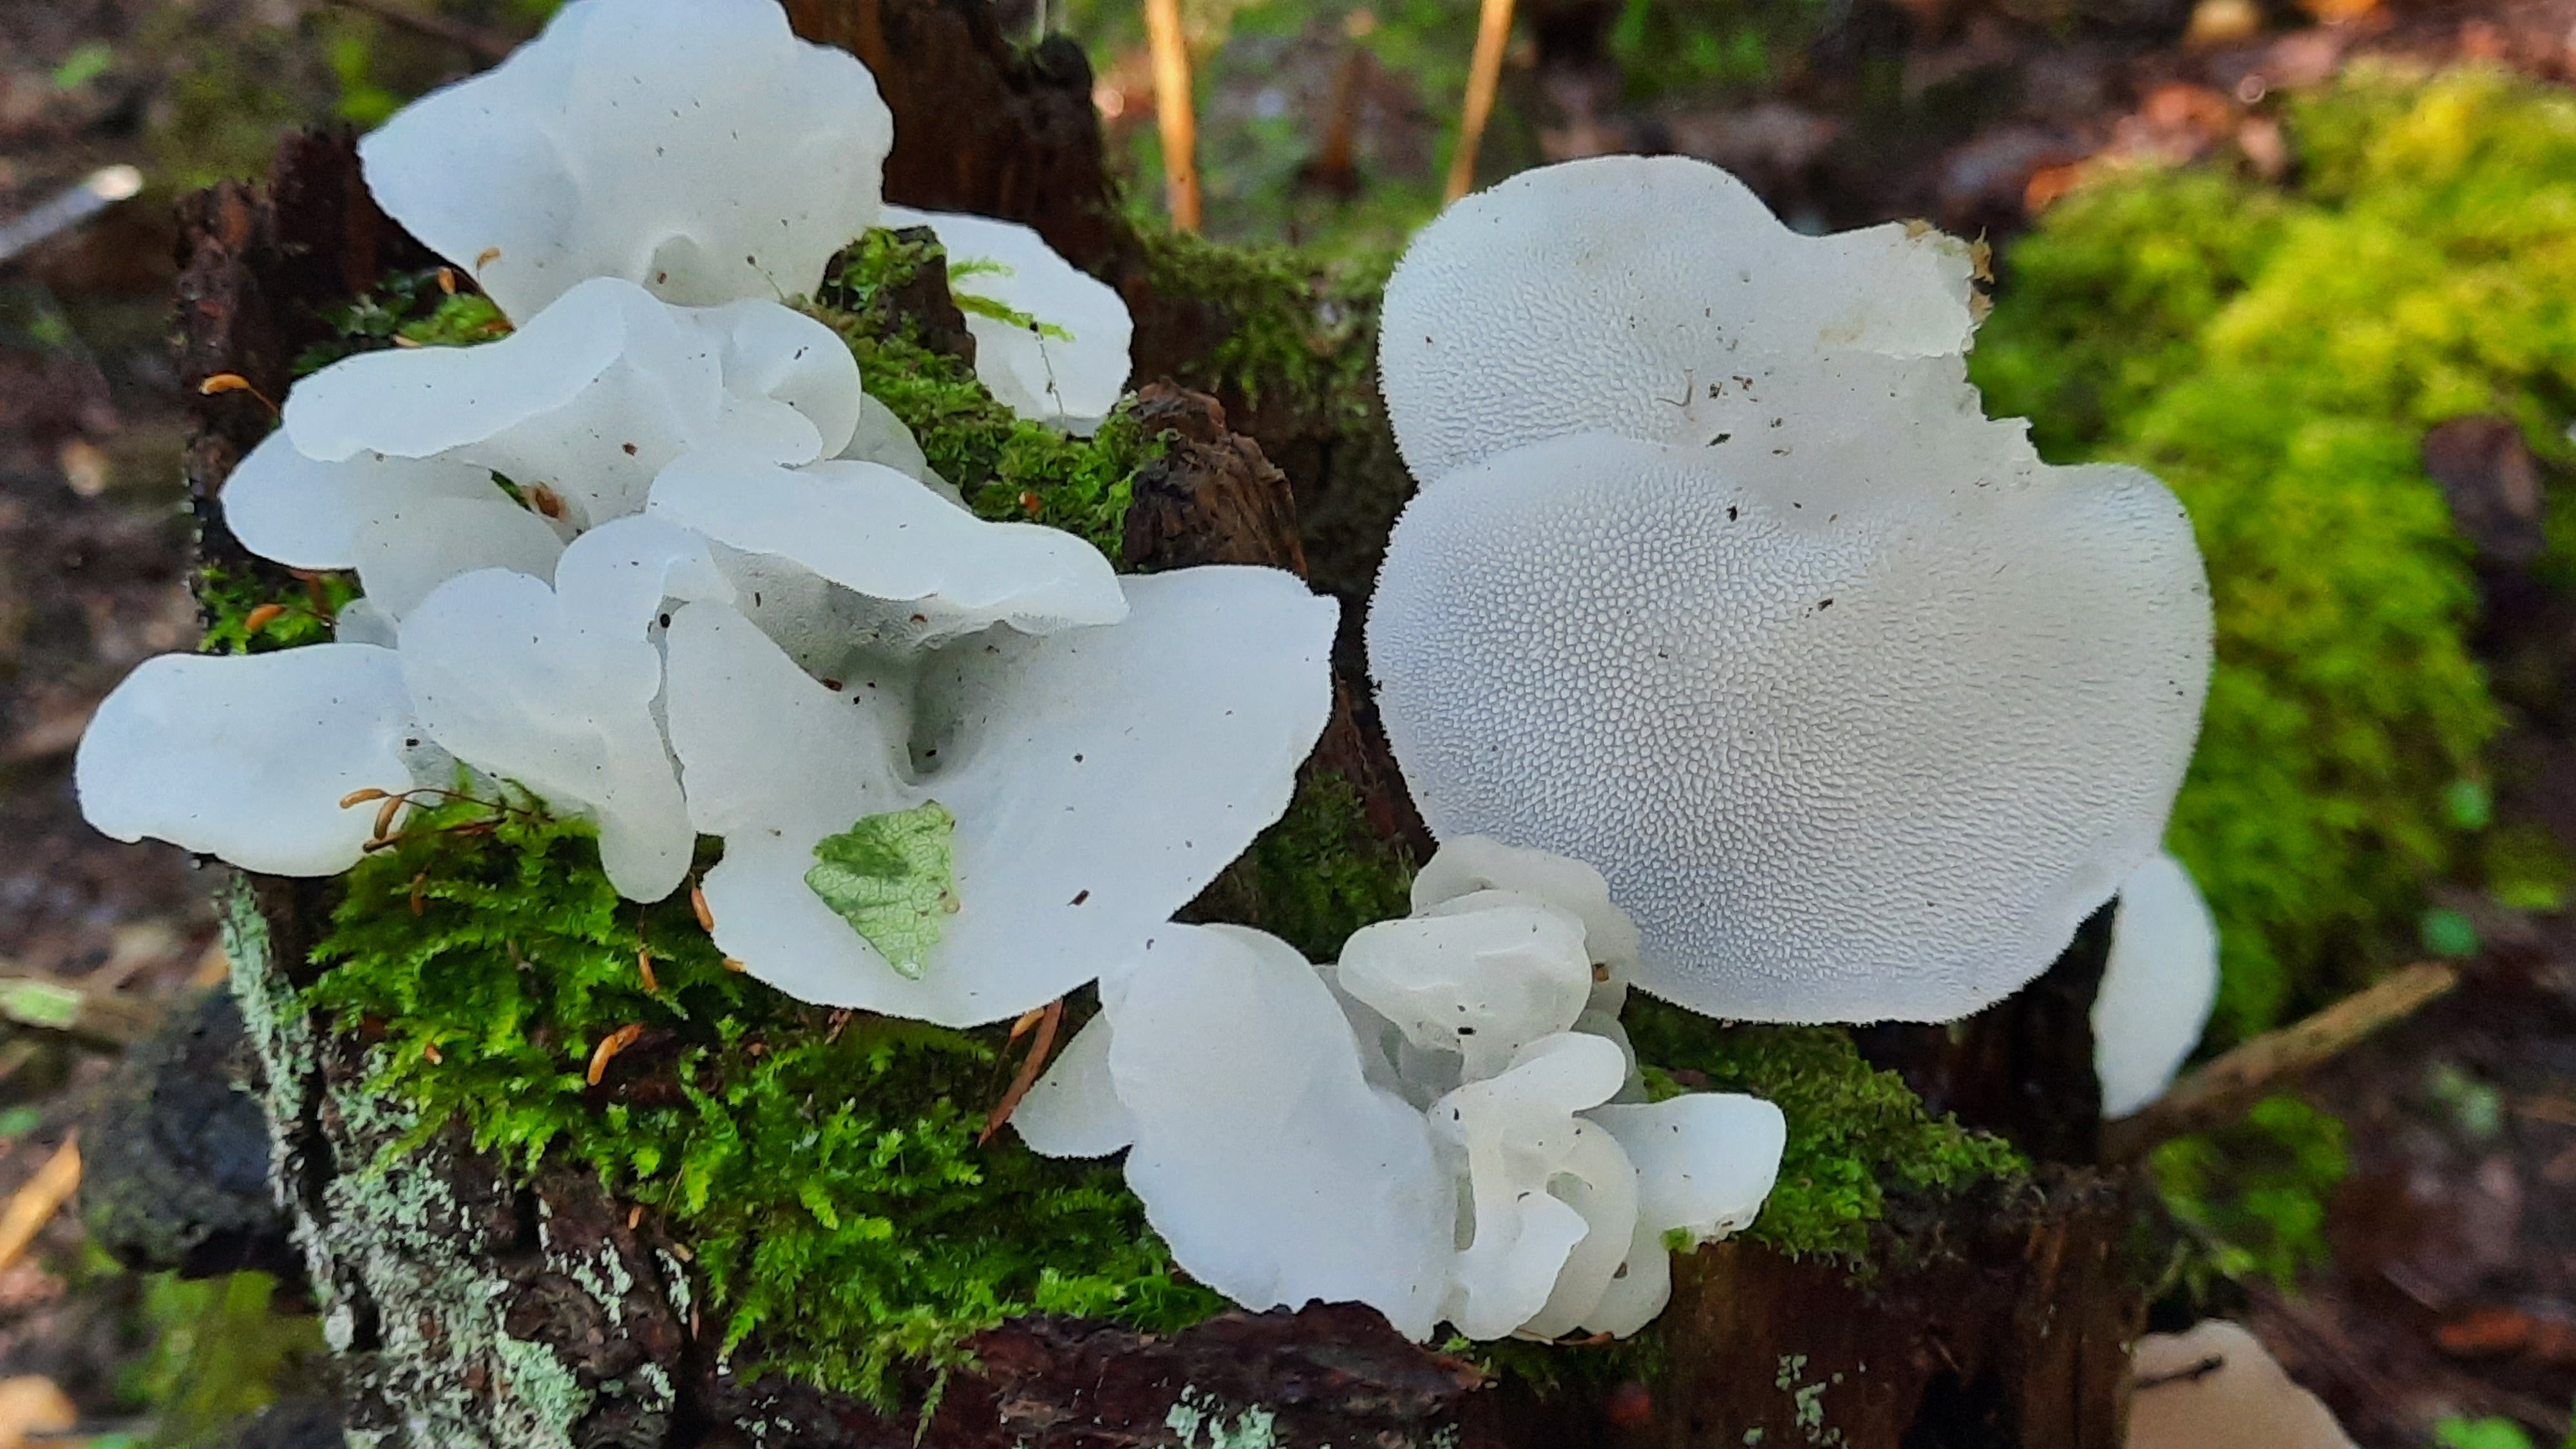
196,565 -> 356,656
809,229 -> 1150,556
293,265 -> 513,377
307,797 -> 1223,1408
1236,772 -> 1416,964
2150,1094 -> 2349,1298
121,1270 -> 327,1446
1137,229 -> 1391,413
1625,1010 -> 2027,1262
1973,65 -> 2576,1035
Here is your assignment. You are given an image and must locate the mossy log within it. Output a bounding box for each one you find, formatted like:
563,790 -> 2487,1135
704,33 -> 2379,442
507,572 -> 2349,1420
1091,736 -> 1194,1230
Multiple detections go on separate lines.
159,6 -> 2150,1445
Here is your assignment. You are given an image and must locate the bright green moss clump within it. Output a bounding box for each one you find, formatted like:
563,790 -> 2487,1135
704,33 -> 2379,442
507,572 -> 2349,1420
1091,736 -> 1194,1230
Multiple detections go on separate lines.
1975,66 -> 2576,1035
309,798 -> 1222,1407
1625,1009 -> 2027,1262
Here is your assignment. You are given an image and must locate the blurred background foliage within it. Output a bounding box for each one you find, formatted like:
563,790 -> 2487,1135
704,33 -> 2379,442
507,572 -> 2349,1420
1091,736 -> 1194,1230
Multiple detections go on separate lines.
1978,66 -> 2576,1037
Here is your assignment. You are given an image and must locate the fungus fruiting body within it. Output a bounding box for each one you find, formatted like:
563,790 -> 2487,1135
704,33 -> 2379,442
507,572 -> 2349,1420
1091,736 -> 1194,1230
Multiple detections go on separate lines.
1016,838 -> 1785,1341
1367,156 -> 2215,1025
882,205 -> 1135,433
73,0 -> 1334,1030
356,0 -> 893,321
2094,851 -> 2222,1119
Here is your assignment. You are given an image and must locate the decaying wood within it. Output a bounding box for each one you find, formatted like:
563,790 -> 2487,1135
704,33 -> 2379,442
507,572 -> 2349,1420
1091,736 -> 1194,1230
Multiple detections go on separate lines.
2101,961 -> 2460,1161
169,8 -> 2156,1444
1858,904 -> 2116,1164
1635,1168 -> 2146,1449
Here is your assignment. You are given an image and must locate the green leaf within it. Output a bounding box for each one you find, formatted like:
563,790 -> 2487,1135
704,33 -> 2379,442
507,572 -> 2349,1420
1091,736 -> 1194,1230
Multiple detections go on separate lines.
2420,907 -> 2480,960
806,801 -> 960,979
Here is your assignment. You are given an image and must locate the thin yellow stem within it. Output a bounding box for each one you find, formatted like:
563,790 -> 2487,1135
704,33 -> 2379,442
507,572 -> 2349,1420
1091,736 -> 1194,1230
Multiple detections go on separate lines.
1144,0 -> 1201,232
1446,0 -> 1516,203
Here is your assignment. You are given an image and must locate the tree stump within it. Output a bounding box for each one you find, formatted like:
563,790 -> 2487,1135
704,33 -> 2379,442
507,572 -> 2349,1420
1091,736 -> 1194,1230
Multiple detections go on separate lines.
160,6 -> 2152,1445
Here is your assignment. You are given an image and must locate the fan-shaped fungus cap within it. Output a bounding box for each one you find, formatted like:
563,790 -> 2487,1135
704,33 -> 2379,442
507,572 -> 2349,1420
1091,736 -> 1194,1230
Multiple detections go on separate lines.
881,205 -> 1134,434
75,645 -> 423,876
1367,161 -> 2213,1025
284,278 -> 860,534
2094,851 -> 2221,1119
661,557 -> 1337,1026
1378,155 -> 1983,487
358,0 -> 893,321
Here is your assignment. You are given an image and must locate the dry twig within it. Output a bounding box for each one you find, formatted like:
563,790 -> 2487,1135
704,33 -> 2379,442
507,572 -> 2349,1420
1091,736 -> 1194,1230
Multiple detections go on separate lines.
981,998 -> 1065,1144
1144,0 -> 1201,231
2102,961 -> 2459,1159
1445,0 -> 1516,203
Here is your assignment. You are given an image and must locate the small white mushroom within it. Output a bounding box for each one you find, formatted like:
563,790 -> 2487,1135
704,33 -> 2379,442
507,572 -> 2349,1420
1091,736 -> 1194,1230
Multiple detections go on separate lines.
1108,923 -> 1457,1339
398,516 -> 735,902
1017,848 -> 1783,1344
1581,1094 -> 1786,1336
1430,1032 -> 1632,1340
647,450 -> 1128,646
75,644 -> 422,875
1336,898 -> 1593,1083
358,0 -> 893,320
287,278 -> 860,533
1410,834 -> 1643,1013
2094,851 -> 2222,1119
881,205 -> 1134,433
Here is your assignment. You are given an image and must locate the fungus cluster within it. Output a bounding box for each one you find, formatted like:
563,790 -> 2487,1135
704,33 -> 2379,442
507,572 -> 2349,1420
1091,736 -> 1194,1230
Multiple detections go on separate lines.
74,0 -> 1334,1028
73,0 -> 2211,1363
1014,837 -> 1785,1341
1367,156 -> 2217,1025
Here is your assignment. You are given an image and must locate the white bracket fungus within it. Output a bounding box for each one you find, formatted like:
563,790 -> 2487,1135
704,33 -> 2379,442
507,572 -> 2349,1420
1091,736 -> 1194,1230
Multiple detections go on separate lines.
1015,840 -> 1784,1342
356,0 -> 893,321
1367,156 -> 2214,1025
2094,851 -> 2222,1119
882,205 -> 1135,434
77,0 -> 1332,1040
75,645 -> 423,877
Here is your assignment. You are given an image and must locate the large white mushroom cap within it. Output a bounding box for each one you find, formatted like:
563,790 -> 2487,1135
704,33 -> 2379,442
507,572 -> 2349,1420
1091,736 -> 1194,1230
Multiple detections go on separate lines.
2094,851 -> 2222,1119
1378,155 -> 1987,487
357,0 -> 893,321
881,205 -> 1135,434
1367,159 -> 2214,1025
1014,839 -> 1784,1342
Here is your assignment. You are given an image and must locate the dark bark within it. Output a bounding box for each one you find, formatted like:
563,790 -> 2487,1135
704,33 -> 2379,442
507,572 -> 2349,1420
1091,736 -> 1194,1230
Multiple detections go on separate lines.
1857,905 -> 2116,1165
173,8 -> 2151,1444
